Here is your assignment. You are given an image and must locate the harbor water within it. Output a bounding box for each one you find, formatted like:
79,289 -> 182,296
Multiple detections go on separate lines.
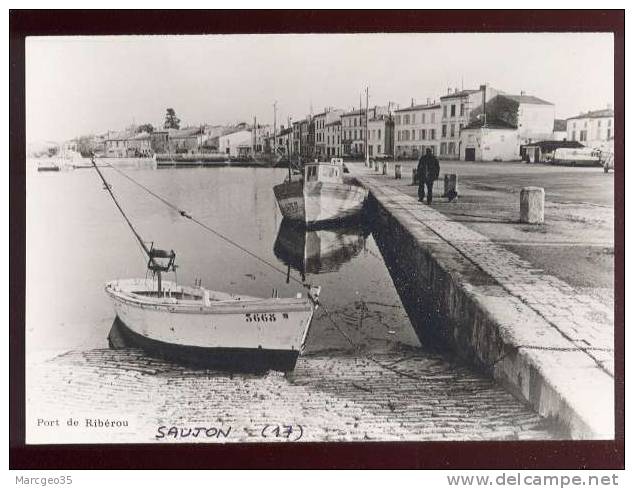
26,165 -> 560,442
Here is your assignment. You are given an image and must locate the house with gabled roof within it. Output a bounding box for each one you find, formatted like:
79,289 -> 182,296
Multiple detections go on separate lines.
471,92 -> 556,147
565,106 -> 614,149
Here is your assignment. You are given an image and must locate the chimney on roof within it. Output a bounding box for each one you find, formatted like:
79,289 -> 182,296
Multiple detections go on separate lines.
411,98 -> 415,107
520,90 -> 526,96
426,97 -> 431,105
447,87 -> 451,95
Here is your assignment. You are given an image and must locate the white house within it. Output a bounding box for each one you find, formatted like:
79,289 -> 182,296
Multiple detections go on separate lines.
566,107 -> 614,150
218,130 -> 253,157
460,119 -> 520,162
476,93 -> 555,146
394,101 -> 442,159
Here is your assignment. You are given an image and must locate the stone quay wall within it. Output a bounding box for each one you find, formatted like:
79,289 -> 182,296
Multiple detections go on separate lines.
348,163 -> 614,439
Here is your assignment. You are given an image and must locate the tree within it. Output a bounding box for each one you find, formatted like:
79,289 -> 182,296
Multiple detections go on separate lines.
136,123 -> 154,134
76,135 -> 95,157
164,108 -> 180,130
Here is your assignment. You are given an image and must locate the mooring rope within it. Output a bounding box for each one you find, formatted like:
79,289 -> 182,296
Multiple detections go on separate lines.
104,163 -> 307,289
101,163 -> 431,381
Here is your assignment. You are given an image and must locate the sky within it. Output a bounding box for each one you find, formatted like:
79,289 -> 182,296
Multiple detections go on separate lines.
26,33 -> 614,143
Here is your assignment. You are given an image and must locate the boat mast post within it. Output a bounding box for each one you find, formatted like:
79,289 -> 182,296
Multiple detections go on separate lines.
365,86 -> 370,167
156,270 -> 162,294
287,138 -> 291,181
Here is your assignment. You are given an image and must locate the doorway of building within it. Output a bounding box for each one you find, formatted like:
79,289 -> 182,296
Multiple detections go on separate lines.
465,147 -> 476,161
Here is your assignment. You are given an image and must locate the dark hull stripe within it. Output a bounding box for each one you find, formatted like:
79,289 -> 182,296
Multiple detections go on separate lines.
109,317 -> 300,373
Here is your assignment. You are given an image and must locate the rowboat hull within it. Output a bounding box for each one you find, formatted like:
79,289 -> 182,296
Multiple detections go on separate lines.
105,278 -> 316,372
273,180 -> 367,227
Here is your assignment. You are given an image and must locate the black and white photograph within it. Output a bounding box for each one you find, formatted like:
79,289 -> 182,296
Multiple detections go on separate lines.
12,10 -> 623,468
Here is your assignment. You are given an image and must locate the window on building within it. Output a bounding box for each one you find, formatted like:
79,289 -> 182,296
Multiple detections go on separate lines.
443,105 -> 447,118
450,124 -> 455,137
431,113 -> 435,123
422,113 -> 426,124
404,114 -> 410,124
598,120 -> 602,127
571,130 -> 576,141
421,129 -> 426,140
440,142 -> 447,154
431,129 -> 436,140
580,130 -> 587,142
459,123 -> 463,132
378,145 -> 382,154
397,131 -> 401,142
378,129 -> 381,139
607,129 -> 612,139
451,105 -> 456,117
608,119 -> 612,127
442,125 -> 447,138
411,129 -> 416,140
396,115 -> 401,125
460,104 -> 465,116
411,114 -> 416,124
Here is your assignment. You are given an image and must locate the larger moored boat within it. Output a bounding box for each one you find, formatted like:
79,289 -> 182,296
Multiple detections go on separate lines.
273,158 -> 368,227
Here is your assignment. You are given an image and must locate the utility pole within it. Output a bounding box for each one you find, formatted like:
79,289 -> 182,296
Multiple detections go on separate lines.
253,116 -> 257,155
388,101 -> 397,163
273,101 -> 278,156
365,86 -> 369,167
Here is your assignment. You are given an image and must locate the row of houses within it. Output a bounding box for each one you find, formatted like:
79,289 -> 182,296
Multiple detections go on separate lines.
66,86 -> 614,163
70,123 -> 256,159
260,84 -> 613,162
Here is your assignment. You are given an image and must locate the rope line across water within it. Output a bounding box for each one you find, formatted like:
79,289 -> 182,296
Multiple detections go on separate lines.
103,164 -> 431,381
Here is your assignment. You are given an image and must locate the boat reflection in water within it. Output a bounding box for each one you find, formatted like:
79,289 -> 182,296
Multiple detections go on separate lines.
273,219 -> 370,278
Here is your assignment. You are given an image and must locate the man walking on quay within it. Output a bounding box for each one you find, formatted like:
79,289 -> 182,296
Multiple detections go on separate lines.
417,148 -> 440,204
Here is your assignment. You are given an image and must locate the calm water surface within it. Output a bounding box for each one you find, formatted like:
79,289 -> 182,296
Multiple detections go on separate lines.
26,165 -> 561,442
27,166 -> 421,356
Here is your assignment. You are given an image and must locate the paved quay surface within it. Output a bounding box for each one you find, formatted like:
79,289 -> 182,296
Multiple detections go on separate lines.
26,348 -> 560,444
348,161 -> 615,438
371,160 -> 615,310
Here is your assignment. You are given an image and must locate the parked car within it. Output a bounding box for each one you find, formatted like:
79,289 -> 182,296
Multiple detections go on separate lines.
551,147 -> 602,167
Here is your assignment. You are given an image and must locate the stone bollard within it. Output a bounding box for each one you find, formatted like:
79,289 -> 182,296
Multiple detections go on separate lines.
394,164 -> 402,179
382,162 -> 389,175
411,168 -> 419,185
443,174 -> 458,197
520,187 -> 545,224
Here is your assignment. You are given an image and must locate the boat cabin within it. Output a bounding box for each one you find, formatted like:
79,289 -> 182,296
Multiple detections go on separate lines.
304,158 -> 344,184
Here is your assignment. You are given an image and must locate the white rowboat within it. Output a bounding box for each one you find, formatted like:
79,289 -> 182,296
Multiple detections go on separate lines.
106,278 -> 319,372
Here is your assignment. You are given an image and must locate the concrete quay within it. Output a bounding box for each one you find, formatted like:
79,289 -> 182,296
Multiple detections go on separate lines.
348,162 -> 614,439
